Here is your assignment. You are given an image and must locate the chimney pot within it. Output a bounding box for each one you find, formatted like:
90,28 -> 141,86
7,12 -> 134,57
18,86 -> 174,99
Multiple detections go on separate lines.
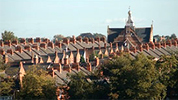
47,42 -> 54,49
28,38 -> 34,44
0,49 -> 5,55
95,37 -> 100,42
36,37 -> 41,43
76,36 -> 82,42
7,49 -> 13,55
32,44 -> 39,50
40,42 -> 47,49
63,38 -> 69,45
100,37 -> 106,42
0,40 -> 4,47
12,39 -> 18,45
16,46 -> 23,53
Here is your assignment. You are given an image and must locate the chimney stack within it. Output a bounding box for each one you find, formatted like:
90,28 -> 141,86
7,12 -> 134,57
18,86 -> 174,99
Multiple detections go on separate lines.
55,41 -> 62,48
0,40 -> 4,47
47,56 -> 52,63
48,42 -> 54,49
115,43 -> 119,52
83,37 -> 89,44
155,42 -> 161,48
162,42 -> 166,48
34,55 -> 39,64
90,38 -> 95,44
64,55 -> 69,65
100,37 -> 106,43
172,39 -> 177,47
86,62 -> 92,72
76,49 -> 81,63
16,45 -> 23,53
166,40 -> 172,47
36,37 -> 41,43
7,49 -> 13,55
95,57 -> 99,66
0,49 -> 5,55
138,44 -> 143,52
95,37 -> 100,42
24,45 -> 31,51
20,38 -> 26,45
124,47 -> 130,53
39,57 -> 43,63
145,43 -> 149,51
149,42 -> 155,50
40,43 -> 47,49
70,36 -> 76,44
76,36 -> 82,42
28,38 -> 34,44
104,43 -> 107,49
130,46 -> 136,53
43,38 -> 49,43
32,44 -> 39,50
63,38 -> 69,45
76,63 -> 80,71
12,39 -> 18,45
54,51 -> 59,63
4,40 -> 11,47
110,42 -> 113,48
3,54 -> 8,64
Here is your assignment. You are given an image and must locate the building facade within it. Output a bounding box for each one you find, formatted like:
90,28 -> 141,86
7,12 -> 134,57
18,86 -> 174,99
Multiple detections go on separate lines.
107,10 -> 153,47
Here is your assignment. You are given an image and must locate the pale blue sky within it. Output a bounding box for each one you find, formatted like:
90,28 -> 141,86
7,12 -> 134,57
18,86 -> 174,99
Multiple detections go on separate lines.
0,0 -> 177,39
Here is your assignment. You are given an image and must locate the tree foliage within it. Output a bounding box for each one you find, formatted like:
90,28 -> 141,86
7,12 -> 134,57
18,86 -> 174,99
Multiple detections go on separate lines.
78,33 -> 106,38
1,30 -> 17,41
0,55 -> 9,71
19,65 -> 56,99
0,75 -> 14,96
67,72 -> 109,99
53,34 -> 65,42
67,72 -> 93,99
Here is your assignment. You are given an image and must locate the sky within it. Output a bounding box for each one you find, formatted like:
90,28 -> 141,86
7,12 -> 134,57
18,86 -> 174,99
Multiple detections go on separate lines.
0,0 -> 177,40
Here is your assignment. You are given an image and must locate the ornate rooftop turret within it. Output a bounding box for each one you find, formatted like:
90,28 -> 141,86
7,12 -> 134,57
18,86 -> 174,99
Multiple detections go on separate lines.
125,7 -> 135,29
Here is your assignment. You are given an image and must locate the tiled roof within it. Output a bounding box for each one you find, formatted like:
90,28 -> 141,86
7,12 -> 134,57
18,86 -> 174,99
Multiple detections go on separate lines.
107,28 -> 124,43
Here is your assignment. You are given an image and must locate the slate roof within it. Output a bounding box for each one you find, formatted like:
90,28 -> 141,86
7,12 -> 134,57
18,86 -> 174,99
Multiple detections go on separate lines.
5,63 -> 51,77
130,46 -> 178,59
54,66 -> 91,85
107,28 -> 124,43
107,27 -> 151,43
135,27 -> 151,43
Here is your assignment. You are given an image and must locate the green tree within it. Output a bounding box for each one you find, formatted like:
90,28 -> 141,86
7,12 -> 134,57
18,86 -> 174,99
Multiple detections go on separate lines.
67,72 -> 94,99
1,30 -> 17,41
156,55 -> 178,98
0,55 -> 9,71
93,33 -> 106,38
89,51 -> 99,61
19,65 -> 56,99
53,34 -> 65,42
100,53 -> 166,99
80,55 -> 85,63
0,75 -> 14,96
170,33 -> 177,39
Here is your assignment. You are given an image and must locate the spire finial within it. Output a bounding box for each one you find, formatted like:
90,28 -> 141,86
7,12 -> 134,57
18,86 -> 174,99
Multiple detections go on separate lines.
128,6 -> 131,17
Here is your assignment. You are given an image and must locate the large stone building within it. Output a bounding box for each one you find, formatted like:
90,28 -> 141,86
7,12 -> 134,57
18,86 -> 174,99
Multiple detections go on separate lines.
107,10 -> 153,47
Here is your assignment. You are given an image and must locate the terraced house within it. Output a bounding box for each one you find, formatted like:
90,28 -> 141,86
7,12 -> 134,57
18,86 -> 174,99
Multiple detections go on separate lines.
1,35 -> 178,87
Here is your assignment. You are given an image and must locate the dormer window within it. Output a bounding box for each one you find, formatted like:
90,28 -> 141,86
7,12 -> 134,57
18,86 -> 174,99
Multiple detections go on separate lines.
131,33 -> 133,36
123,42 -> 127,47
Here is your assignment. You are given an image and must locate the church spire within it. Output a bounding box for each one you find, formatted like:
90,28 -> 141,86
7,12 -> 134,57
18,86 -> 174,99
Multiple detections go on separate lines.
126,7 -> 134,27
